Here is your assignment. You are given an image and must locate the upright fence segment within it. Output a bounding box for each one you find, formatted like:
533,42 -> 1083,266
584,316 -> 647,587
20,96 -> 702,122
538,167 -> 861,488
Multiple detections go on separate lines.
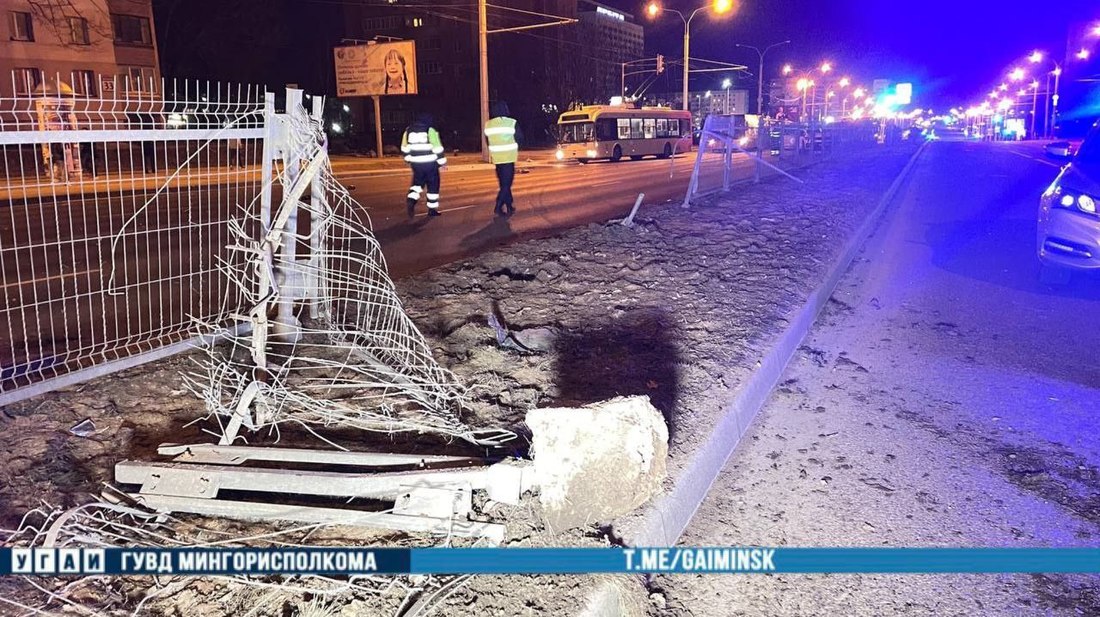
0,77 -> 266,404
682,115 -> 879,208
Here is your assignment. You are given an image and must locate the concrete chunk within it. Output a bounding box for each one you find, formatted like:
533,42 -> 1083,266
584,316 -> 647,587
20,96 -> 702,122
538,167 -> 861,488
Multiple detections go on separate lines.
526,396 -> 668,529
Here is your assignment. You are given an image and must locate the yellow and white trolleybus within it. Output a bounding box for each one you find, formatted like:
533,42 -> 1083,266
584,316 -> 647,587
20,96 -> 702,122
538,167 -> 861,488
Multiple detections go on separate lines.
555,104 -> 693,163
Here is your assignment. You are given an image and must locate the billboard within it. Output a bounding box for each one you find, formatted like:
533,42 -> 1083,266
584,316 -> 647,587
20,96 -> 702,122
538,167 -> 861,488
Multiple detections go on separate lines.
334,41 -> 418,97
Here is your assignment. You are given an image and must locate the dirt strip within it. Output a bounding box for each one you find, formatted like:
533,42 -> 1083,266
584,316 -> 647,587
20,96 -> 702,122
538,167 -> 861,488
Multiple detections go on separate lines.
0,142 -> 918,616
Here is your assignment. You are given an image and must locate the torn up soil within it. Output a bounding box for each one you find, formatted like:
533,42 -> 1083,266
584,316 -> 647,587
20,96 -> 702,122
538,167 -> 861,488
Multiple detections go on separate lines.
0,143 -> 918,616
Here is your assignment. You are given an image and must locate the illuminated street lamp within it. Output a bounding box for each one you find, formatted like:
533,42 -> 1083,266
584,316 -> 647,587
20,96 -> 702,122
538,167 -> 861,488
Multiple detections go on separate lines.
999,83 -> 1008,91
1009,67 -> 1025,81
735,40 -> 790,116
1029,50 -> 1043,63
852,87 -> 865,99
647,0 -> 735,111
838,77 -> 850,88
722,76 -> 732,114
820,61 -> 832,74
1077,48 -> 1091,60
796,77 -> 812,120
782,64 -> 793,75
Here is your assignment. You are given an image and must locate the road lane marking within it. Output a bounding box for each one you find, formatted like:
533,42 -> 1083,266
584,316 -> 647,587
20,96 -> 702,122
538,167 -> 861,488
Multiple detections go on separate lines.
2,268 -> 99,290
1008,150 -> 1061,168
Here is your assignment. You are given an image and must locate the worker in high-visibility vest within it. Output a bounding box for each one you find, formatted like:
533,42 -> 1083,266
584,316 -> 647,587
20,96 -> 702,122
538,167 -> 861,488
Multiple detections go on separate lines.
484,101 -> 522,216
401,113 -> 447,218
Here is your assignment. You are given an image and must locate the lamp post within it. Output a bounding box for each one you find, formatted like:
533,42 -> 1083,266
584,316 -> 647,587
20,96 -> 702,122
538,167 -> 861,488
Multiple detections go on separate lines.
734,40 -> 790,117
1029,80 -> 1039,139
647,0 -> 734,112
796,77 -> 811,122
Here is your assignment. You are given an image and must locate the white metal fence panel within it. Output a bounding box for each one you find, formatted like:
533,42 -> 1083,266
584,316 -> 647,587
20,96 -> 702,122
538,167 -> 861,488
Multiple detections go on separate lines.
0,76 -> 267,403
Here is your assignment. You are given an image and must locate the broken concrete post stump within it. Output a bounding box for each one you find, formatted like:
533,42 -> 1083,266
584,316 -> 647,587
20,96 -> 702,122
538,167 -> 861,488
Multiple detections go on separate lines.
525,396 -> 668,529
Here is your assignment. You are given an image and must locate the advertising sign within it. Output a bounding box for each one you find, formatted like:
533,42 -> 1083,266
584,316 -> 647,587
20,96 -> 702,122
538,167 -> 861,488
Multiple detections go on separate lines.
334,41 -> 418,97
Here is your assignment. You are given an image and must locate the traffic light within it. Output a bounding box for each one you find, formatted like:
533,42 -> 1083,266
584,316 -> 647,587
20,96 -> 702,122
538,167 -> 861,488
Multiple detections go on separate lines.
656,54 -> 665,74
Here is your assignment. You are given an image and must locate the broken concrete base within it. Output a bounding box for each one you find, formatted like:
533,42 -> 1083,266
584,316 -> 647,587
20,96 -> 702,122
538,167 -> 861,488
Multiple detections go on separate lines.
525,396 -> 668,530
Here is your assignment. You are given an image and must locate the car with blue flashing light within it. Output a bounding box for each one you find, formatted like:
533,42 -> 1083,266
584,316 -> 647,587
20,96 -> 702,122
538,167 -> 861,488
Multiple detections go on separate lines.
1037,120 -> 1100,283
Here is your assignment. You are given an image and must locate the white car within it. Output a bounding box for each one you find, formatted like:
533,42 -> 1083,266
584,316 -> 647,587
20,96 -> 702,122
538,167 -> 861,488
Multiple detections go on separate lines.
1045,140 -> 1074,158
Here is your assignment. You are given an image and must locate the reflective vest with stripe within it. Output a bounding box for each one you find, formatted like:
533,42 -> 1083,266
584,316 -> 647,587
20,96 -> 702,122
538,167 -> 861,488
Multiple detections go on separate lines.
484,116 -> 518,164
401,127 -> 447,166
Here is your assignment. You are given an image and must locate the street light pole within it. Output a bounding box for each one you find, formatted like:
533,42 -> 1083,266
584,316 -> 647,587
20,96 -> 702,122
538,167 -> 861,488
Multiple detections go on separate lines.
648,2 -> 733,111
1030,81 -> 1039,139
682,22 -> 691,111
735,40 -> 790,117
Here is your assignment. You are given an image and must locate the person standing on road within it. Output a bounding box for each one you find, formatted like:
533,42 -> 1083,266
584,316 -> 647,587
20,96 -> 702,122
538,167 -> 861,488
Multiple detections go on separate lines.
484,101 -> 521,216
401,113 -> 447,218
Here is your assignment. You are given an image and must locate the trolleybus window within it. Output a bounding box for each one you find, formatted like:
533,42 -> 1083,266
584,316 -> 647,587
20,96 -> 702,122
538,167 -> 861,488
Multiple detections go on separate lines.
617,118 -> 631,139
643,118 -> 656,139
657,119 -> 668,138
630,118 -> 643,139
559,122 -> 594,143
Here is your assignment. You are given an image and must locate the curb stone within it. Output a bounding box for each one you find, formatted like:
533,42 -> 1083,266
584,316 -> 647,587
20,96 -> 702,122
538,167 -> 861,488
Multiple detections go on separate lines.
574,142 -> 929,616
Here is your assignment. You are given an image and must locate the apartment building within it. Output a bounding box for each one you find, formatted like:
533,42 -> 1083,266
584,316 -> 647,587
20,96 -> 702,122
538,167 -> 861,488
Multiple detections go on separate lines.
1,0 -> 160,97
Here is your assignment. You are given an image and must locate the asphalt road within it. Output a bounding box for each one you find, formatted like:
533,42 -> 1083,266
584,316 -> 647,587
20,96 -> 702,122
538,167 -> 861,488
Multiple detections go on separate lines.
660,139 -> 1100,615
3,147 -> 792,383
342,151 -> 764,277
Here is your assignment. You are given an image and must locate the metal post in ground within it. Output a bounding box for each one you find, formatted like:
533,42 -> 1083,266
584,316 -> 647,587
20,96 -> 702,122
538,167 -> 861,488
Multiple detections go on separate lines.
309,95 -> 327,320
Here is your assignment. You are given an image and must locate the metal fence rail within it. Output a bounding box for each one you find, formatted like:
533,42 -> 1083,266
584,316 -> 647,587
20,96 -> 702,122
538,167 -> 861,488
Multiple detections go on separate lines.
682,116 -> 881,206
0,76 -> 267,403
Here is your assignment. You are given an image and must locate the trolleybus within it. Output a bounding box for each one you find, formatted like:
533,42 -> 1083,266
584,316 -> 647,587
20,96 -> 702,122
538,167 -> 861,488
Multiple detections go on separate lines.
555,104 -> 692,163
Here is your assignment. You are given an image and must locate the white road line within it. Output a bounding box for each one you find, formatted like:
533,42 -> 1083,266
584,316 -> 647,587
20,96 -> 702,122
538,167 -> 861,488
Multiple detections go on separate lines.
1008,150 -> 1061,168
3,268 -> 98,290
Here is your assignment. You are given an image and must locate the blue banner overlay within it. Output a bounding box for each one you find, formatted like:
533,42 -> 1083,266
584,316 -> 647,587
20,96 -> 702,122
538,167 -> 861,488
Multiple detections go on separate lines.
4,547 -> 1100,576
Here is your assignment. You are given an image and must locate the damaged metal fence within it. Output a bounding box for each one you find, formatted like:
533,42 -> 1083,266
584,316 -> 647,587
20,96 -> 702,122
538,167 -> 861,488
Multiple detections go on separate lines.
0,75 -> 266,404
1,77 -> 495,446
682,115 -> 881,207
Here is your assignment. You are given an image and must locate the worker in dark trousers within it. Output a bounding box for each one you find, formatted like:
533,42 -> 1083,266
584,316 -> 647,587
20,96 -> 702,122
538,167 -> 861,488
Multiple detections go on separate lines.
484,101 -> 522,216
401,113 -> 447,218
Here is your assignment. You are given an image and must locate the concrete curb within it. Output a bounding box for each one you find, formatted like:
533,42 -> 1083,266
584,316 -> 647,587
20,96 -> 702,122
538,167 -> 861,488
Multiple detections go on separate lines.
576,142 -> 929,615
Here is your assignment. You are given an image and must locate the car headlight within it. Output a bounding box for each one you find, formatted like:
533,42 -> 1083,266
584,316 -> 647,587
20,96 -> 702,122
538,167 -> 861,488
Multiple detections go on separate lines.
1081,194 -> 1097,213
1055,189 -> 1099,215
555,149 -> 564,160
586,149 -> 598,158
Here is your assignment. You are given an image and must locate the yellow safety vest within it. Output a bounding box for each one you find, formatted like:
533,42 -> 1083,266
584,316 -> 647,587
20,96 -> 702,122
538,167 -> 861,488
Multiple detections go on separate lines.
484,116 -> 518,164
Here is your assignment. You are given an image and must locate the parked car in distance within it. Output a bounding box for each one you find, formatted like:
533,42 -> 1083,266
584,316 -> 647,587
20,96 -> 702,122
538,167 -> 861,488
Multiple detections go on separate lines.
1045,140 -> 1074,158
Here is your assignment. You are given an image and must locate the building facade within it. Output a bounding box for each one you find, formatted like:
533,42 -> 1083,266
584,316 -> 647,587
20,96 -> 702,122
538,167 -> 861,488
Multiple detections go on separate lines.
576,0 -> 643,102
1,0 -> 160,97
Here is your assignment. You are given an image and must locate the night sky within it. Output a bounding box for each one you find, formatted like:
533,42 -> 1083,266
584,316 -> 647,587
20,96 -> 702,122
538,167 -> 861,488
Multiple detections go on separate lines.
603,0 -> 1098,106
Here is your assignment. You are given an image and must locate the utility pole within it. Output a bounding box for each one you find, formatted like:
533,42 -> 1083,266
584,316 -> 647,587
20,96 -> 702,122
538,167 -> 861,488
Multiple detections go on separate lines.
477,0 -> 575,161
478,0 -> 489,162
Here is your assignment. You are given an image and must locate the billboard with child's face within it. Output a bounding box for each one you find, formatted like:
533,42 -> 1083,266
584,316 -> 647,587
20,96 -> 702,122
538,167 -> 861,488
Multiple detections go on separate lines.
334,41 -> 418,97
